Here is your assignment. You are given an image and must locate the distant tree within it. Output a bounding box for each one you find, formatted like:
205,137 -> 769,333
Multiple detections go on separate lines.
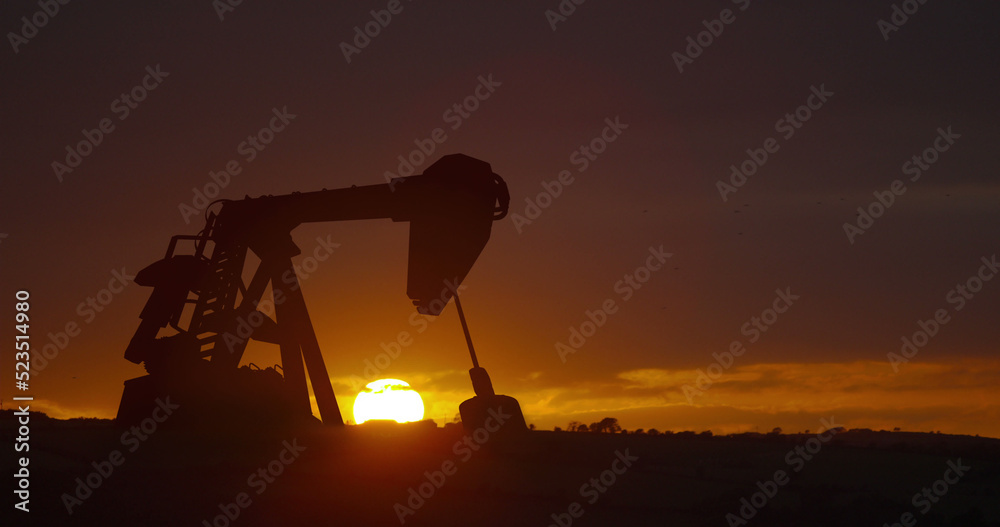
634,428 -> 645,435
587,418 -> 619,433
647,428 -> 660,436
588,417 -> 621,434
699,430 -> 713,437
554,426 -> 563,432
529,423 -> 536,431
567,420 -> 581,432
576,424 -> 589,433
770,427 -> 783,435
893,427 -> 901,432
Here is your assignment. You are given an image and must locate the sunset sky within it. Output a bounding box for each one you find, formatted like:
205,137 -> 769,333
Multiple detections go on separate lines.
2,1 -> 998,437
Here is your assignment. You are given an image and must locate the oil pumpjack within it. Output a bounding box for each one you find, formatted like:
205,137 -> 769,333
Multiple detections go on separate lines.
116,154 -> 527,433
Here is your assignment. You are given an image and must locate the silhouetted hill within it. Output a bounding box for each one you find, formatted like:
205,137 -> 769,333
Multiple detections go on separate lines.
3,413 -> 998,526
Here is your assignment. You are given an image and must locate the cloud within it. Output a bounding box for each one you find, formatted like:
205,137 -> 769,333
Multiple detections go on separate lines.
461,358 -> 1000,436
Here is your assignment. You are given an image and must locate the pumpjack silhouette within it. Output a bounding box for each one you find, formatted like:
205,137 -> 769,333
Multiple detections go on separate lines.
116,154 -> 527,434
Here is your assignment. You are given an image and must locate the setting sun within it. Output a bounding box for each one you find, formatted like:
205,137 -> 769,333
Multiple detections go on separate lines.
352,379 -> 426,424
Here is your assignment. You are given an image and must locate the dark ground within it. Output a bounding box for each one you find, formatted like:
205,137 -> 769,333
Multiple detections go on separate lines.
3,411 -> 999,527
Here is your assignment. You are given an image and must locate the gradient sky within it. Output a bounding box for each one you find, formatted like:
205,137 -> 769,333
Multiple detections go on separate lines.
2,1 -> 998,436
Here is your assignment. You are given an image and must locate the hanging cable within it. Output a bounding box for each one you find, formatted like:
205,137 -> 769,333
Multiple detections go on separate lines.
454,293 -> 480,369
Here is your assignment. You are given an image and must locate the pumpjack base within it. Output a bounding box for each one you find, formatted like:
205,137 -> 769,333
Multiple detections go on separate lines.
115,364 -> 311,429
459,394 -> 528,438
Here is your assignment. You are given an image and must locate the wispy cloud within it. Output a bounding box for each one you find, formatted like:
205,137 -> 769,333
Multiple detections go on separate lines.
389,358 -> 1000,436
